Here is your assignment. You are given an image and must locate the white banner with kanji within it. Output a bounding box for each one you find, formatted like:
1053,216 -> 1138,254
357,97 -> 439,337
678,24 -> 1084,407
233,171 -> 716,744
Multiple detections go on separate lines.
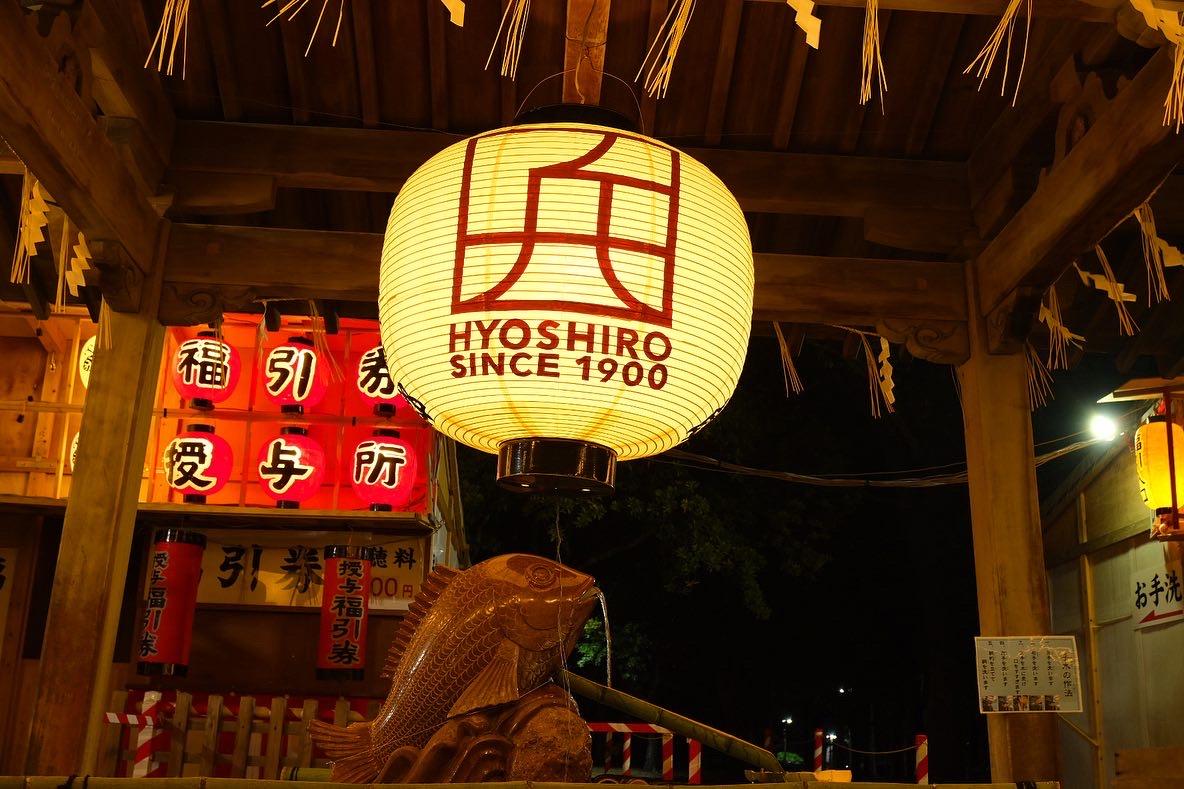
183,530 -> 427,612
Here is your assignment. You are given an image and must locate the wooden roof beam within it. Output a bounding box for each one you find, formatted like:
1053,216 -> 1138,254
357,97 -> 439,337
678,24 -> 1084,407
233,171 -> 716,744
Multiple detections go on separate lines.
158,223 -> 969,363
76,0 -> 176,161
973,46 -> 1184,352
749,0 -> 1118,20
0,3 -> 163,299
166,120 -> 971,220
563,0 -> 612,105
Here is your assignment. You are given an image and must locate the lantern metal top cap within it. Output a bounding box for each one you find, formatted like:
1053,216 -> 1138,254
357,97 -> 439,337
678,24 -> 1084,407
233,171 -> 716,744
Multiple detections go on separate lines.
497,438 -> 616,495
512,103 -> 638,132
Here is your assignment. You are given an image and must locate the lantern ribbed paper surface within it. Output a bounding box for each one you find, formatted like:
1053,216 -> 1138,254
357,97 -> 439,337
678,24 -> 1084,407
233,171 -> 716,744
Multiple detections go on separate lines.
1136,417 -> 1184,511
379,123 -> 753,460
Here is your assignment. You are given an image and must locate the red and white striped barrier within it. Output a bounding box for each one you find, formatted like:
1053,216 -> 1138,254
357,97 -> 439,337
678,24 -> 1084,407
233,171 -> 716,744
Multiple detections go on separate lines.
687,737 -> 701,784
104,712 -> 162,727
813,729 -> 823,771
914,733 -> 928,785
588,722 -> 699,784
133,691 -> 168,778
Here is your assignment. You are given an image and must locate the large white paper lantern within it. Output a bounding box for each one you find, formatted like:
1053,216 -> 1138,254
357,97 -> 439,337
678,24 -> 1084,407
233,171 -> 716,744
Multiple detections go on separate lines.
379,122 -> 753,492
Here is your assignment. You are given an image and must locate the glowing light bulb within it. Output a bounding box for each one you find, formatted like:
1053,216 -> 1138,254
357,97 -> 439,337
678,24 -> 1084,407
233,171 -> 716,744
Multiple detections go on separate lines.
1090,414 -> 1118,442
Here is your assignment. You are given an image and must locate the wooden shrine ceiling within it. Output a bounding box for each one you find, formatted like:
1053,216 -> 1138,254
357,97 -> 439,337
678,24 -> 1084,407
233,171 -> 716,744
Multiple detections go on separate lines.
3,0 -> 1184,373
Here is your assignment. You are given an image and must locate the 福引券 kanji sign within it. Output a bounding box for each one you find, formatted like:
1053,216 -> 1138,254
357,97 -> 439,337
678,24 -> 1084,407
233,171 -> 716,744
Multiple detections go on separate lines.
180,530 -> 427,612
975,636 -> 1082,714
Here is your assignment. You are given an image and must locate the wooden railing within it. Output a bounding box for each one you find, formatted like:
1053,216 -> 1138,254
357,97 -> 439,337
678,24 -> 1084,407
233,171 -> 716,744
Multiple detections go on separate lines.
97,690 -> 379,778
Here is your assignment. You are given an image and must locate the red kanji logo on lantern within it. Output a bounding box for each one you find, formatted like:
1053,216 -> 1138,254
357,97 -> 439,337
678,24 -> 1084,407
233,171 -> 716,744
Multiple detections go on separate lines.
452,127 -> 681,328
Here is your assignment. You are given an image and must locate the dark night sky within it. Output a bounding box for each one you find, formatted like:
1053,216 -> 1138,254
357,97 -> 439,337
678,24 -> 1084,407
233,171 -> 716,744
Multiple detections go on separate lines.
458,337 -> 1148,783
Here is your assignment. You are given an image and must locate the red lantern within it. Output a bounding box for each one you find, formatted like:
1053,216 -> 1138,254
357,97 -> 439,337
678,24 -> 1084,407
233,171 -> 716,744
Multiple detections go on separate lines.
256,427 -> 325,508
162,424 -> 234,503
263,336 -> 328,414
137,528 -> 206,676
171,330 -> 241,410
317,545 -> 374,679
356,345 -> 406,417
351,428 -> 418,511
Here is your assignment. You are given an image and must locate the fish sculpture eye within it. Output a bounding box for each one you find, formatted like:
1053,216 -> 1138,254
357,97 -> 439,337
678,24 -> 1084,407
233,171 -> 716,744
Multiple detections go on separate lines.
525,563 -> 559,590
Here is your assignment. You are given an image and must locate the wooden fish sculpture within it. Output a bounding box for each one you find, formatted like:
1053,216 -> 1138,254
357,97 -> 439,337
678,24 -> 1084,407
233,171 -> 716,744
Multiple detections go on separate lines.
308,554 -> 600,783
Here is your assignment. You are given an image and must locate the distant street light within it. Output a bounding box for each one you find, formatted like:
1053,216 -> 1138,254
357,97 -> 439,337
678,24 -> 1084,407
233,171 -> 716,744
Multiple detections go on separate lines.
837,687 -> 846,694
826,732 -> 838,742
782,716 -> 793,725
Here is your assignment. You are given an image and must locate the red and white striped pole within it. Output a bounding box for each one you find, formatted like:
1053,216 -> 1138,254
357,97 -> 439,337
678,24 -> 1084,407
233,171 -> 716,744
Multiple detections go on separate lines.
915,734 -> 929,785
813,729 -> 823,771
661,733 -> 674,781
687,738 -> 702,784
622,733 -> 632,776
132,691 -> 167,777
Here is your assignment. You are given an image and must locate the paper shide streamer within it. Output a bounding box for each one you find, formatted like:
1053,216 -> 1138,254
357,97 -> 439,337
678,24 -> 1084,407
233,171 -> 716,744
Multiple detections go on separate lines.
1132,200 -> 1183,305
10,171 -> 50,287
1074,248 -> 1139,337
1038,288 -> 1083,372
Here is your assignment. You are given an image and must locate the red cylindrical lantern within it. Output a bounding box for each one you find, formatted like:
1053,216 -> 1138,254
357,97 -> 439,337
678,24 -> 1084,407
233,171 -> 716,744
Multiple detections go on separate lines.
317,545 -> 374,680
138,528 -> 206,676
256,426 -> 325,508
170,330 -> 241,410
351,428 -> 418,511
162,424 -> 234,503
356,345 -> 406,417
263,336 -> 328,414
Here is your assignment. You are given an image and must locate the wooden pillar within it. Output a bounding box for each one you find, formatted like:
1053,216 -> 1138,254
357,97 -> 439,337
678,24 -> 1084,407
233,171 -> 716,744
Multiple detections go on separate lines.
23,241 -> 166,774
956,267 -> 1059,781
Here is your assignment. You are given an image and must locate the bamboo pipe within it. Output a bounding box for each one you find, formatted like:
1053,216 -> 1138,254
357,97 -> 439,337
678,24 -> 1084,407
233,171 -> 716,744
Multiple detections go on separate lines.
561,670 -> 783,773
282,766 -> 333,781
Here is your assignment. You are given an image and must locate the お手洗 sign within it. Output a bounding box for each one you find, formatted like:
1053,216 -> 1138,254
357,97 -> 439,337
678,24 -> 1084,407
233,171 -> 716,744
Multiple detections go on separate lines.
185,530 -> 427,612
1132,554 -> 1184,628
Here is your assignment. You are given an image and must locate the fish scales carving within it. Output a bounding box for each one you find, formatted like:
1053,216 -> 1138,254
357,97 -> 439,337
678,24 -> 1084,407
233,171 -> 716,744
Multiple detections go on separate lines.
310,554 -> 600,783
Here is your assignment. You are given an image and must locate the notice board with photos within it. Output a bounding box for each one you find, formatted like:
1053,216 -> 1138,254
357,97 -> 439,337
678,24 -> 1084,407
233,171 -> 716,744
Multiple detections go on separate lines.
974,636 -> 1083,713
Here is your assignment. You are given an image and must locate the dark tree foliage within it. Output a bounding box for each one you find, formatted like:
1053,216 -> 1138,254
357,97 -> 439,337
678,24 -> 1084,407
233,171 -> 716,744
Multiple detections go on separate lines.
457,336 -> 984,781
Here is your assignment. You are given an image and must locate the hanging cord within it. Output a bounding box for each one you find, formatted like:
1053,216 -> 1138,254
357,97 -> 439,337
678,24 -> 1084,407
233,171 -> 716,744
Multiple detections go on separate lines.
514,70 -> 644,131
833,740 -> 918,756
660,438 -> 1102,489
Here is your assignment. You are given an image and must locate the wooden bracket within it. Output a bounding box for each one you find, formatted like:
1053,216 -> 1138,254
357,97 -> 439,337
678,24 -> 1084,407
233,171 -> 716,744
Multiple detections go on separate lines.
985,287 -> 1045,355
875,317 -> 970,365
90,238 -> 143,313
158,282 -> 260,326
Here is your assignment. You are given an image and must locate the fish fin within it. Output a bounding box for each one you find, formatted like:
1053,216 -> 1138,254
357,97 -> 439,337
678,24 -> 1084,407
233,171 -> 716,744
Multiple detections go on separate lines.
307,719 -> 380,783
381,565 -> 461,678
448,639 -> 523,718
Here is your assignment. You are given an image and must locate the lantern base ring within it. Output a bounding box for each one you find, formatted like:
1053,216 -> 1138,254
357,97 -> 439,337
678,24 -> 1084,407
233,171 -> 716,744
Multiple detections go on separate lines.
497,438 -> 616,495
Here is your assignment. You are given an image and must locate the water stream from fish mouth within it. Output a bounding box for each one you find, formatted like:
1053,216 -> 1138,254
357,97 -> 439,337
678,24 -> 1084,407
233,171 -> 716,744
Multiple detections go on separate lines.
598,590 -> 613,688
